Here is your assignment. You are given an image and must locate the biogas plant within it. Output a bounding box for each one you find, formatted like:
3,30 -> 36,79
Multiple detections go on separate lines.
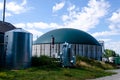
0,0 -> 104,69
33,28 -> 104,67
0,21 -> 104,69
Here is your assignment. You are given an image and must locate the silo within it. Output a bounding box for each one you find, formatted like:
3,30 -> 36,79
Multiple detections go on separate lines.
4,28 -> 32,69
0,32 -> 5,67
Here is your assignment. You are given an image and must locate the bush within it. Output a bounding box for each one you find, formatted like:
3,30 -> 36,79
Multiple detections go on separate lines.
31,55 -> 59,68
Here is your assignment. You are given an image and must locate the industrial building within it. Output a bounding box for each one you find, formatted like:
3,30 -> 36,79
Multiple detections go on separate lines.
33,28 -> 103,60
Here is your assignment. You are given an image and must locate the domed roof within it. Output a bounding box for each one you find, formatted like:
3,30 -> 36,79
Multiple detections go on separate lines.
34,28 -> 100,45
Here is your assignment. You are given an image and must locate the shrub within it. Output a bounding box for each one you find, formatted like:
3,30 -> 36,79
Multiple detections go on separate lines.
31,55 -> 59,68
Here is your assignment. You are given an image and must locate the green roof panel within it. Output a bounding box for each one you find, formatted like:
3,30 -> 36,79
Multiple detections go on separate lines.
34,28 -> 100,45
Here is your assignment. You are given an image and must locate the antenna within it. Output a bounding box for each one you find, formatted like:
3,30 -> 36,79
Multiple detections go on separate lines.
3,0 -> 6,22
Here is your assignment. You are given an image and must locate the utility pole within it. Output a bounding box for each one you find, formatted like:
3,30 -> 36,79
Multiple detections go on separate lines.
3,0 -> 6,22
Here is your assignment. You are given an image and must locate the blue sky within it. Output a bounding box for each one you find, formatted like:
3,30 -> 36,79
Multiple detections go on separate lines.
0,0 -> 120,54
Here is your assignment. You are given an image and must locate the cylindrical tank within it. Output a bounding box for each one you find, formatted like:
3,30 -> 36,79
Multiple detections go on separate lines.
4,28 -> 32,69
0,32 -> 5,67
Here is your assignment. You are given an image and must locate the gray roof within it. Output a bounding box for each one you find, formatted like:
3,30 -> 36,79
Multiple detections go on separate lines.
34,28 -> 100,45
0,21 -> 16,33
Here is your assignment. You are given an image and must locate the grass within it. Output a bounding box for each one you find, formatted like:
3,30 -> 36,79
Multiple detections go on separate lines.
76,56 -> 116,70
0,56 -> 117,80
0,67 -> 115,80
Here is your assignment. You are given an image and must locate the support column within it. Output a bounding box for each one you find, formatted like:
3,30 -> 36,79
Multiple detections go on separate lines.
93,45 -> 96,59
79,44 -> 82,56
97,46 -> 102,61
83,45 -> 85,57
88,45 -> 91,59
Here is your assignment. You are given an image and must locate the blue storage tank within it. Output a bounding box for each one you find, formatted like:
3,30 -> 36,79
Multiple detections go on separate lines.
4,28 -> 32,69
0,32 -> 5,67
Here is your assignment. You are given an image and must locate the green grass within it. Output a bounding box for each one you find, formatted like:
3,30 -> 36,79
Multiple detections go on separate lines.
0,67 -> 115,80
0,56 -> 117,80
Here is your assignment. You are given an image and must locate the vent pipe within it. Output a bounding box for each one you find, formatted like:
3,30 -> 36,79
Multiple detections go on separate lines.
3,0 -> 6,22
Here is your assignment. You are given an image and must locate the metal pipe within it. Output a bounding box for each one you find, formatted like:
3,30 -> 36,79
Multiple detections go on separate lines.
3,0 -> 6,22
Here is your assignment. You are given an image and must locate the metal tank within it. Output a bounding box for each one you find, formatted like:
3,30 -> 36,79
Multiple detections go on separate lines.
4,28 -> 32,69
60,42 -> 76,67
0,32 -> 5,67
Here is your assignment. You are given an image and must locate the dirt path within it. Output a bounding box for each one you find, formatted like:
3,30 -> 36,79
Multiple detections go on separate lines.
88,69 -> 120,80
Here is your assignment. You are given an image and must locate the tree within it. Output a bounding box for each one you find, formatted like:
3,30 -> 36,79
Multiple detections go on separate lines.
103,49 -> 119,58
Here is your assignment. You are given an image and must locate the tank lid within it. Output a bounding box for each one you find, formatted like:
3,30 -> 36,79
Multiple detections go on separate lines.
5,28 -> 32,34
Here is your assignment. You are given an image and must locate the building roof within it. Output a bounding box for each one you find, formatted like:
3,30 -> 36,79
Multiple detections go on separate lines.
0,21 -> 16,33
34,28 -> 100,45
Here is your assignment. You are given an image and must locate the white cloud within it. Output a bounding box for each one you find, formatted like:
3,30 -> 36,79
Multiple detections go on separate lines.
6,0 -> 27,14
109,9 -> 120,31
98,38 -> 111,42
14,22 -> 60,30
62,0 -> 110,31
14,22 -> 44,41
0,2 -> 3,10
14,22 -> 61,40
109,9 -> 120,23
14,23 -> 26,28
5,12 -> 12,17
92,9 -> 120,38
62,15 -> 69,21
0,0 -> 29,17
53,1 -> 65,12
26,22 -> 49,29
62,4 -> 77,21
67,5 -> 75,11
21,0 -> 27,6
27,29 -> 43,41
105,41 -> 120,54
109,24 -> 120,31
26,22 -> 60,29
92,31 -> 120,37
90,9 -> 120,55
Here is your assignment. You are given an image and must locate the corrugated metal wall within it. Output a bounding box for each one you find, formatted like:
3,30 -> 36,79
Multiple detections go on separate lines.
32,43 -> 102,60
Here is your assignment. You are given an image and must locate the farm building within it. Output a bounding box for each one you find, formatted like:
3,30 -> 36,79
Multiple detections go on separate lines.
0,21 -> 16,67
33,28 -> 103,60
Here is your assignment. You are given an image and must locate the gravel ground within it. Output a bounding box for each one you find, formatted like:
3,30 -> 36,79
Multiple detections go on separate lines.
88,69 -> 120,80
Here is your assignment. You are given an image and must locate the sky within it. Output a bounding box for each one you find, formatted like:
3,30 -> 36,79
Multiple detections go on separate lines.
0,0 -> 120,54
